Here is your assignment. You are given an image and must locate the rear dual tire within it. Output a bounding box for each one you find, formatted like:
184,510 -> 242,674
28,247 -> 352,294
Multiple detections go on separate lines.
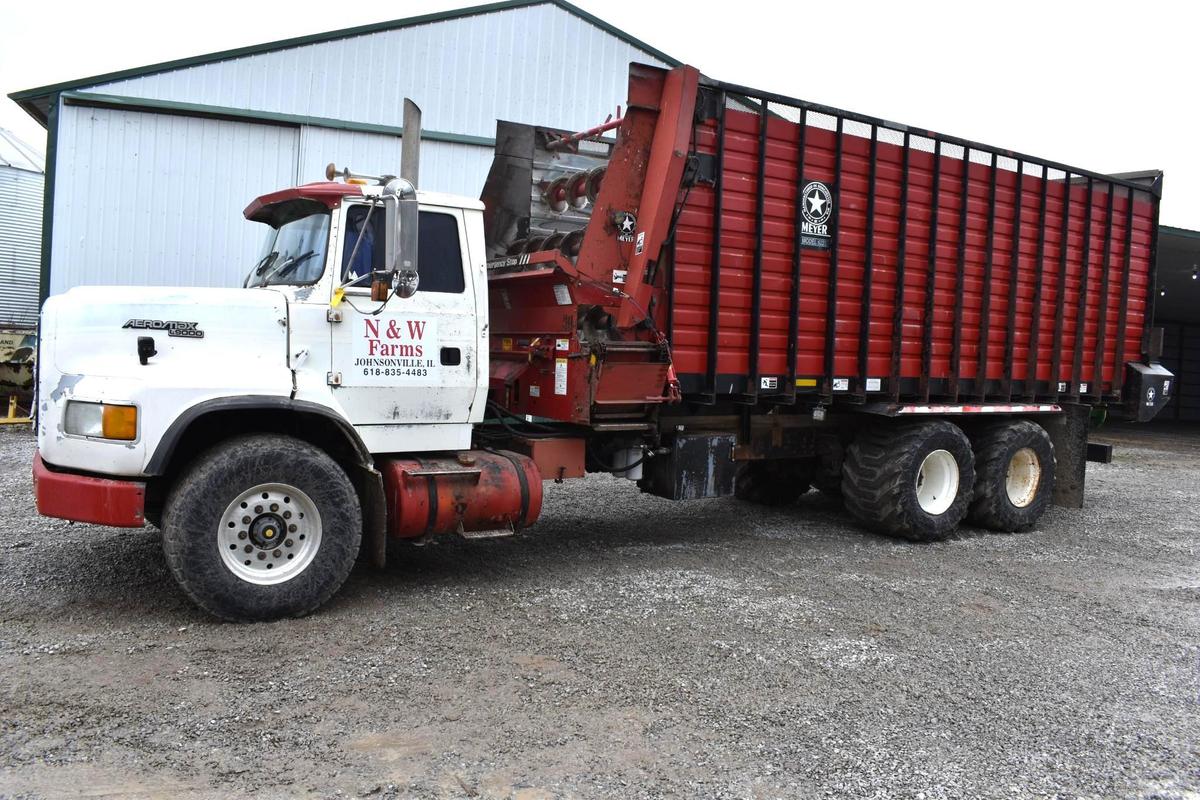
842,421 -> 976,541
967,420 -> 1055,532
841,418 -> 1056,541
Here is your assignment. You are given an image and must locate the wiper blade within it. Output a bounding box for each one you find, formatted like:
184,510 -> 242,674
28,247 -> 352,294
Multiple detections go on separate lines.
261,250 -> 317,283
253,251 -> 280,276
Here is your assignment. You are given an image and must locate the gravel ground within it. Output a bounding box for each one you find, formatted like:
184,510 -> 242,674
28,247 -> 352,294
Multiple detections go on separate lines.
1,424 -> 1198,799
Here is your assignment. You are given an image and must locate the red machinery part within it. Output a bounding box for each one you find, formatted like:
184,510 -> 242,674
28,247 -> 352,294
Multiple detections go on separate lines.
379,450 -> 543,539
583,165 -> 606,203
543,178 -> 569,213
32,453 -> 146,528
523,235 -> 548,254
561,229 -> 585,258
566,172 -> 590,209
511,437 -> 586,481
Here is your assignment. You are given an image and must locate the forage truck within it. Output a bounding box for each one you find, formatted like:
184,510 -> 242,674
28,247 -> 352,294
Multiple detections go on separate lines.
33,64 -> 1172,621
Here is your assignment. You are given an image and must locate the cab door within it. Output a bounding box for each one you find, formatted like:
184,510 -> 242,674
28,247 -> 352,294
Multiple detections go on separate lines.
330,203 -> 478,438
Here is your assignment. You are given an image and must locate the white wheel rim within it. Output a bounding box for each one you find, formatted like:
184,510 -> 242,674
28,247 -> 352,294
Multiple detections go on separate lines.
915,449 -> 959,516
218,483 -> 322,586
1005,447 -> 1041,508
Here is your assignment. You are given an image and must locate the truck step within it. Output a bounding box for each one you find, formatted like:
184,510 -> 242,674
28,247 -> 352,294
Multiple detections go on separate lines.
457,522 -> 515,540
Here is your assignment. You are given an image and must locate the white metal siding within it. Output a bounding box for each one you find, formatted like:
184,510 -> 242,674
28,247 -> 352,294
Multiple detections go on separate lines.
0,165 -> 43,328
52,105 -> 298,293
417,141 -> 495,198
297,126 -> 493,196
44,3 -> 671,294
86,4 -> 666,140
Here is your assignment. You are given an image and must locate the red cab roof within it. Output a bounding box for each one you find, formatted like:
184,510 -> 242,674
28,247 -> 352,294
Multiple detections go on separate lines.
243,182 -> 363,223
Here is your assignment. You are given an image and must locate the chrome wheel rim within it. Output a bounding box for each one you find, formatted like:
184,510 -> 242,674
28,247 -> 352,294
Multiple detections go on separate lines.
915,449 -> 959,516
1005,447 -> 1041,508
218,483 -> 321,585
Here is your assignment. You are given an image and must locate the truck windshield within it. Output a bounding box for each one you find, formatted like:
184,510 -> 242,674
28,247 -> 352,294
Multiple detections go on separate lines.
246,211 -> 330,288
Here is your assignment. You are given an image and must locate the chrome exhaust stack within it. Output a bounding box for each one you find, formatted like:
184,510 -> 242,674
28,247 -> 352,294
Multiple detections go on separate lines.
401,98 -> 421,189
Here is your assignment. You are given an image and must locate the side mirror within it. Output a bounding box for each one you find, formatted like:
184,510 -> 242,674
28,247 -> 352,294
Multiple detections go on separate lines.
371,193 -> 399,301
373,179 -> 419,300
395,269 -> 419,299
396,193 -> 419,298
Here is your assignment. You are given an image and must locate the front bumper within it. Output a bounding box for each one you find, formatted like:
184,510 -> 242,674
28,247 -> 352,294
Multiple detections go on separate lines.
33,453 -> 146,528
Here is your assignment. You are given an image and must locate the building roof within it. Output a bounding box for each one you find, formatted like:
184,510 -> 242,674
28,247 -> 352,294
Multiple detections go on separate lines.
0,128 -> 44,173
8,0 -> 679,127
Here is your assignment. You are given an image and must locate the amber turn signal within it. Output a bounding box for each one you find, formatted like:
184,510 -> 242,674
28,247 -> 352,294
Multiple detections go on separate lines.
101,404 -> 138,440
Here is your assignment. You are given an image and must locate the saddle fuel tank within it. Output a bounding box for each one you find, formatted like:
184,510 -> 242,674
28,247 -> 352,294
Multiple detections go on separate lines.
378,450 -> 543,539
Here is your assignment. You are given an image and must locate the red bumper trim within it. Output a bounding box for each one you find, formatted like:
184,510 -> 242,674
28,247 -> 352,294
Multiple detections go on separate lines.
33,453 -> 146,528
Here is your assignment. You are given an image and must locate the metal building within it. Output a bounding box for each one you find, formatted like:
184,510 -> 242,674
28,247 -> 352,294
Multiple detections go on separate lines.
8,0 -> 674,299
1154,226 -> 1200,422
0,128 -> 43,329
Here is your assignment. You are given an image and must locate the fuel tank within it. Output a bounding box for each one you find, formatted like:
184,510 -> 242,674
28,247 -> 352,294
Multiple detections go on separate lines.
379,450 -> 542,539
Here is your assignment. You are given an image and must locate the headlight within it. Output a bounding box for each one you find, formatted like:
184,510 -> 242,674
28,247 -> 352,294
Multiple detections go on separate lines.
64,401 -> 138,440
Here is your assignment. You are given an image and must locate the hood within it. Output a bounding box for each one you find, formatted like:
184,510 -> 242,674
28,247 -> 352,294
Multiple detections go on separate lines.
44,286 -> 289,379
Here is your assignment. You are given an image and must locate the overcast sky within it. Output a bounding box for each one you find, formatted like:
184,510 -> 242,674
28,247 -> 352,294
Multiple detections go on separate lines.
2,1 -> 1196,228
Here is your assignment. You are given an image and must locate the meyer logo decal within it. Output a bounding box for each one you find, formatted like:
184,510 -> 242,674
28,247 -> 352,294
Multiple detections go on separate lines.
123,319 -> 204,338
799,180 -> 836,251
614,211 -> 637,243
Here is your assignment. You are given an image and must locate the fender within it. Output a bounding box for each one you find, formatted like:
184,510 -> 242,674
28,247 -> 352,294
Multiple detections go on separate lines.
145,395 -> 371,474
145,396 -> 388,567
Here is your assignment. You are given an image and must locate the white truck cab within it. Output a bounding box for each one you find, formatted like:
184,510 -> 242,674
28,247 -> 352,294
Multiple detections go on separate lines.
37,181 -> 489,479
31,169 -> 542,622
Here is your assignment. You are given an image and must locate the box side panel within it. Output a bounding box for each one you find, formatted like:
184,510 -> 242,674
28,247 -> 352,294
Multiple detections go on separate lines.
669,97 -> 1158,404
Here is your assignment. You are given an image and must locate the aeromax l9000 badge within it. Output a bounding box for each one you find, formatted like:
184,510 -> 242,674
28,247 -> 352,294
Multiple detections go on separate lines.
799,179 -> 836,251
123,319 -> 204,338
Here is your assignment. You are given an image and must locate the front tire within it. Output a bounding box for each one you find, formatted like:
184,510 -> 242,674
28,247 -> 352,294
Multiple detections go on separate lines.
967,420 -> 1055,532
842,421 -> 975,542
162,435 -> 362,622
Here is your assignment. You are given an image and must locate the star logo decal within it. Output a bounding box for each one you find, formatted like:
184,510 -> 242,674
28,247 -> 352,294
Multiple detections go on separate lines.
799,181 -> 834,227
806,190 -> 827,217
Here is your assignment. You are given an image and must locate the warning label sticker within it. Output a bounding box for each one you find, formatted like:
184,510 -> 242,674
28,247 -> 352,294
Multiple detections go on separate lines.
555,358 -> 568,395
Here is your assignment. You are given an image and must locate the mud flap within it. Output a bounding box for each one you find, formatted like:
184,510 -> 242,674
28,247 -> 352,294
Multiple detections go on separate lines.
1124,361 -> 1174,422
1041,404 -> 1089,509
353,464 -> 388,568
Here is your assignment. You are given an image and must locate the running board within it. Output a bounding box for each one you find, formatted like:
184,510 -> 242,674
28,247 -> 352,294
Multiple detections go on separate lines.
457,522 -> 516,540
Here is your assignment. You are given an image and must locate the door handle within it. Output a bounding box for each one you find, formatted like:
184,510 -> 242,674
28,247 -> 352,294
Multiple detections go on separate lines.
440,347 -> 461,366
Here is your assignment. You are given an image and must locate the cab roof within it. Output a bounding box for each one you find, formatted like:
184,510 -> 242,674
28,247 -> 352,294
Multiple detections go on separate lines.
243,182 -> 363,223
244,181 -> 483,226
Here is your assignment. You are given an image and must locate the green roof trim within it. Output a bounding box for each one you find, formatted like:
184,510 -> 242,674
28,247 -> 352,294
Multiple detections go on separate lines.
9,0 -> 679,126
1161,225 -> 1200,241
39,96 -> 59,304
60,91 -> 498,147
